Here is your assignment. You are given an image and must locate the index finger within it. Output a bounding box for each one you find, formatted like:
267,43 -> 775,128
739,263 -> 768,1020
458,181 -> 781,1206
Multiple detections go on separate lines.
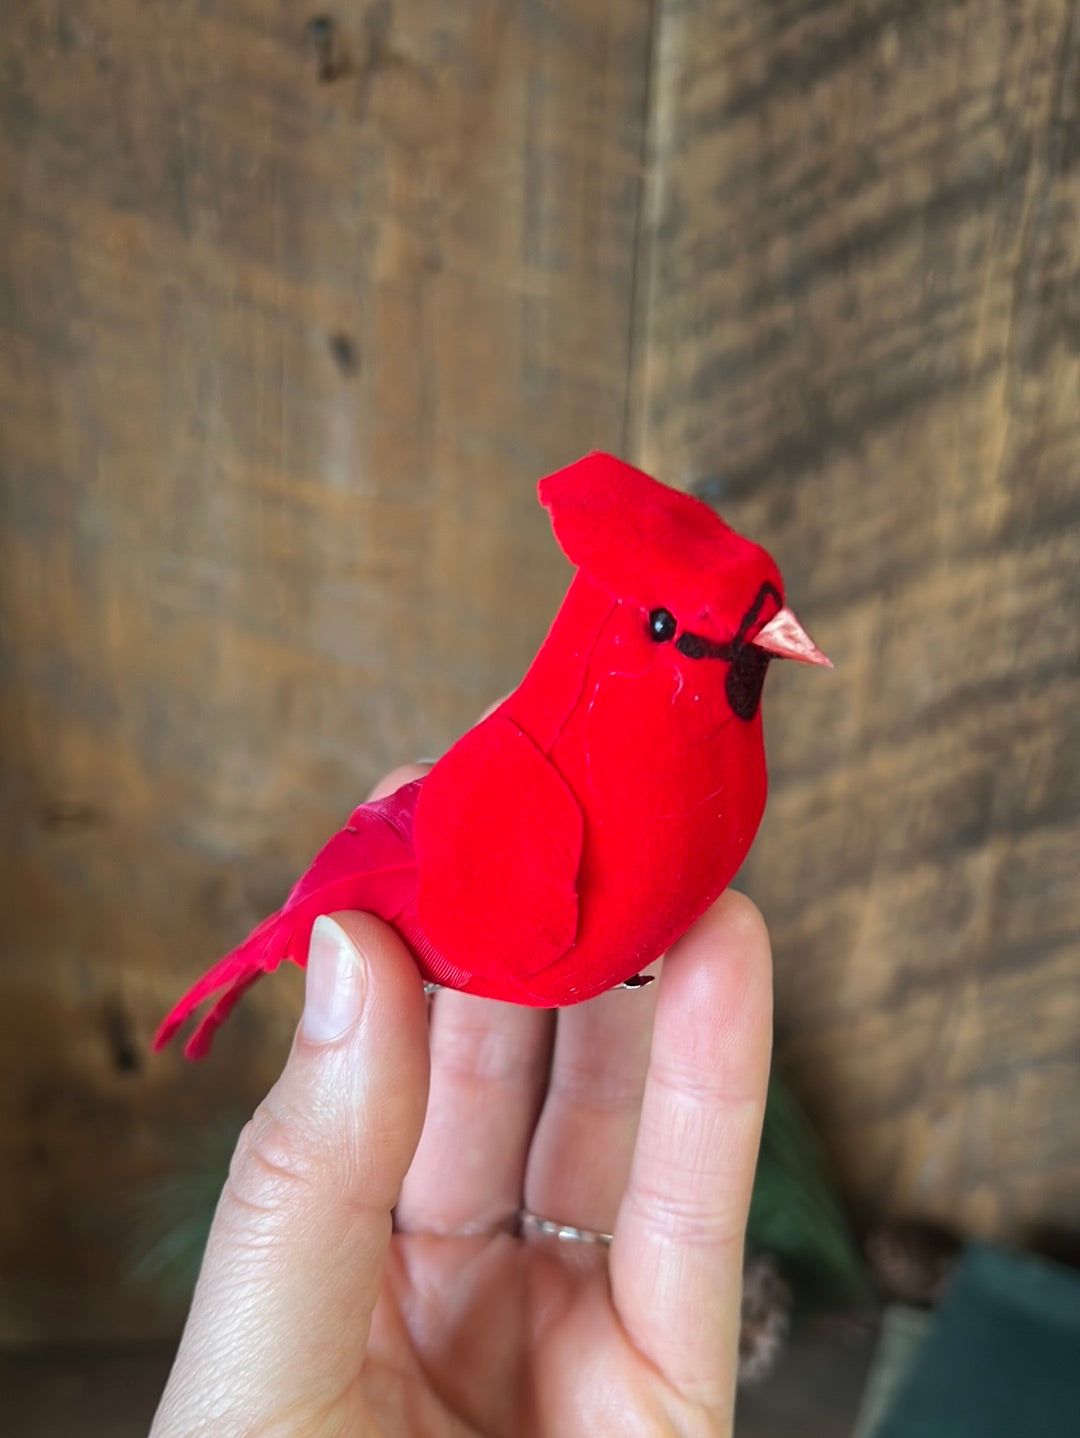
611,891 -> 773,1416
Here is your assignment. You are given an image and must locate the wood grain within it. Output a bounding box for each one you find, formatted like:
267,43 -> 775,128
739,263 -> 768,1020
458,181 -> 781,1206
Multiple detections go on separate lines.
636,0 -> 1080,1243
0,0 -> 652,1340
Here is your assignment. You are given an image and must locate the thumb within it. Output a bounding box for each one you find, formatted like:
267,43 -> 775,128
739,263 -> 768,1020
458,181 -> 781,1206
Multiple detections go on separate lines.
152,913 -> 430,1437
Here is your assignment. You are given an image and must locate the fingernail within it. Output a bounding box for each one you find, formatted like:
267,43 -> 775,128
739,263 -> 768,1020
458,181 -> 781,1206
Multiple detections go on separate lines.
303,916 -> 367,1044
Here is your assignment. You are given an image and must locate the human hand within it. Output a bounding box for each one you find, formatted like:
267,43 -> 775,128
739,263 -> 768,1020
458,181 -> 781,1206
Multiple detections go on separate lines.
151,765 -> 773,1438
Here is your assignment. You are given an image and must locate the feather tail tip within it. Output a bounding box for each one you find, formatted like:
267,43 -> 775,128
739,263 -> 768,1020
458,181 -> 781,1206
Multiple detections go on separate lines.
153,920 -> 295,1058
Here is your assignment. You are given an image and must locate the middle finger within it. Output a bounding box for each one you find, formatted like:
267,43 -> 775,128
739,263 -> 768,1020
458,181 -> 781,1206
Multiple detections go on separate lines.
396,990 -> 554,1236
524,971 -> 658,1236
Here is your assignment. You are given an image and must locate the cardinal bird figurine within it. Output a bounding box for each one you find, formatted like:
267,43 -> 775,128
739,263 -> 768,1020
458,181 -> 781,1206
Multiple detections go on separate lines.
156,453 -> 830,1058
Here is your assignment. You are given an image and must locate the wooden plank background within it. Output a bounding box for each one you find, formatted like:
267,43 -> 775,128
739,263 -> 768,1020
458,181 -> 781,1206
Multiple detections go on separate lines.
636,0 -> 1080,1248
0,0 -> 652,1341
0,0 -> 1077,1342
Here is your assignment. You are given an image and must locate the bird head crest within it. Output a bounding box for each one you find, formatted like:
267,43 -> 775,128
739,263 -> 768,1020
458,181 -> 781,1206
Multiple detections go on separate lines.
538,452 -> 785,643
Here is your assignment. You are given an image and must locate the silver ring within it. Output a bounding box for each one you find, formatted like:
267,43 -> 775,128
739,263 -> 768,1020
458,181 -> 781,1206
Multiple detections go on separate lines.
519,1209 -> 613,1247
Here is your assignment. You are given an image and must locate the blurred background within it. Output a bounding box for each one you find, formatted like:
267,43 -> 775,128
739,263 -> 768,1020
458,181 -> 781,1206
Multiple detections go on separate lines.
1,0 -> 1078,1433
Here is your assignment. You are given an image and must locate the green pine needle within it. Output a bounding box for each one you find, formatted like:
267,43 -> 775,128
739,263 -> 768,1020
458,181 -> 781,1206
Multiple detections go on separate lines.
128,1115 -> 244,1308
748,1072 -> 874,1307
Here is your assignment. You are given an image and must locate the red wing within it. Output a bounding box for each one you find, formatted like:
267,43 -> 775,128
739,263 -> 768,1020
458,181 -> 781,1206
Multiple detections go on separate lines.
414,715 -> 582,982
155,782 -> 422,1058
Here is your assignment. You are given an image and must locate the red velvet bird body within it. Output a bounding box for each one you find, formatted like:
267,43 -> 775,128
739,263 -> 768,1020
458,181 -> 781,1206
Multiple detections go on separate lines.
156,453 -> 829,1058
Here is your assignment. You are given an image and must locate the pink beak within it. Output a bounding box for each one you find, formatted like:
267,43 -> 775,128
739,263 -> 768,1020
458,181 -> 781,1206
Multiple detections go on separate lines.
754,607 -> 833,668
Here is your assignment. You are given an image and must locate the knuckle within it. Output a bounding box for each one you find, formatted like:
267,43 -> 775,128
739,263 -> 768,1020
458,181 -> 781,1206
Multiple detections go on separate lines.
550,1056 -> 646,1113
648,1056 -> 762,1115
435,1019 -> 536,1088
627,1180 -> 746,1252
224,1102 -> 318,1223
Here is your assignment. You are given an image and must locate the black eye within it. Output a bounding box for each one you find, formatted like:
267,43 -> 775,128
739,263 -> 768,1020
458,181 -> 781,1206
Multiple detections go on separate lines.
647,608 -> 677,642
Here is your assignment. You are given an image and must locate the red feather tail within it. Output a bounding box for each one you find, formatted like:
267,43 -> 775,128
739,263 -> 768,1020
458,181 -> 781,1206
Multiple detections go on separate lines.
155,781 -> 423,1059
152,912 -> 299,1058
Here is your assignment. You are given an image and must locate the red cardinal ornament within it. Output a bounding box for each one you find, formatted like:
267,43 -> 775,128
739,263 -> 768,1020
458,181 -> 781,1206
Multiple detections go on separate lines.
156,453 -> 830,1058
